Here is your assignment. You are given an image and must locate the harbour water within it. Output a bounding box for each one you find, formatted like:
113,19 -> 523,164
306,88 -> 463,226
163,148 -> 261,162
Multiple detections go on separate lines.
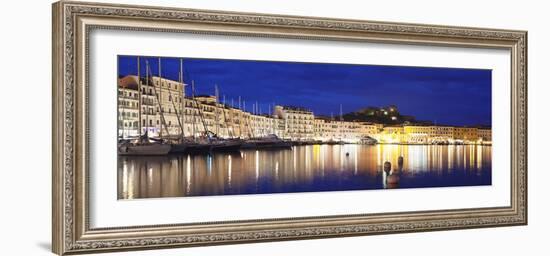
118,144 -> 492,199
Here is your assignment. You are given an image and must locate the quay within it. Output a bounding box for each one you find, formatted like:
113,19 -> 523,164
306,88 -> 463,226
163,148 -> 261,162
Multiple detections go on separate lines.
117,57 -> 491,156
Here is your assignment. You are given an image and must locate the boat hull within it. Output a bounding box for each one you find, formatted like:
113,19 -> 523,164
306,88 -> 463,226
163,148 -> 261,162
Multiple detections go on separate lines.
118,143 -> 171,156
241,141 -> 292,149
169,144 -> 188,154
211,142 -> 243,152
183,144 -> 213,154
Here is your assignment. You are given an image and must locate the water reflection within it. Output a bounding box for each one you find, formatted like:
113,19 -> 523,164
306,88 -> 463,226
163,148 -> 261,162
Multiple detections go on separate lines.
118,144 -> 492,199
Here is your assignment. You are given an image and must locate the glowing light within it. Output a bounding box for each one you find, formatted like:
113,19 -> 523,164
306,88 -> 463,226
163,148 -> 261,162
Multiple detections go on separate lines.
293,148 -> 297,172
207,155 -> 212,176
228,155 -> 232,187
476,144 -> 482,171
122,161 -> 133,199
186,155 -> 191,193
354,147 -> 358,175
255,150 -> 259,180
275,161 -> 279,178
117,132 -> 492,199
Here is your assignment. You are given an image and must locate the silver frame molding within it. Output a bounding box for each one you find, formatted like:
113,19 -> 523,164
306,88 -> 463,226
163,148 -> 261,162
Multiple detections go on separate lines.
52,1 -> 527,255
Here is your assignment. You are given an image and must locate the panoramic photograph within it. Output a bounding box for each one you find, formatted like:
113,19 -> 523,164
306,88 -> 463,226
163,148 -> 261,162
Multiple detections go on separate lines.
116,55 -> 492,199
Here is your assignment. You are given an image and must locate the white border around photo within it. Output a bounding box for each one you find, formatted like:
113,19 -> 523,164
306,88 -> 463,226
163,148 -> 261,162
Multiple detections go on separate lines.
89,29 -> 510,228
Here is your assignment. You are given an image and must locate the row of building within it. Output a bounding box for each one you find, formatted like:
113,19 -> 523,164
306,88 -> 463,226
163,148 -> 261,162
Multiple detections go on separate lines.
118,75 -> 491,144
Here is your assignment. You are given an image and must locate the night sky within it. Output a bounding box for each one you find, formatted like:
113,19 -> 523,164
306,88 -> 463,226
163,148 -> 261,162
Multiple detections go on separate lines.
118,56 -> 492,126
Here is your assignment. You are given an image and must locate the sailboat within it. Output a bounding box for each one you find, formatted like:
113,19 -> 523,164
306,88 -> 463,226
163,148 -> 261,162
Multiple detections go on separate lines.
118,131 -> 171,155
169,60 -> 242,154
187,85 -> 243,153
241,134 -> 292,149
182,131 -> 242,153
208,84 -> 244,152
118,57 -> 171,156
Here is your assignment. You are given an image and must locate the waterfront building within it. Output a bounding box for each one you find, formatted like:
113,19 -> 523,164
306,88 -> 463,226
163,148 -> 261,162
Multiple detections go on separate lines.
117,75 -> 492,144
249,114 -> 283,138
332,120 -> 364,142
376,126 -> 406,144
181,95 -> 286,139
403,125 -> 454,144
117,76 -> 140,137
313,118 -> 336,141
229,108 -> 250,138
183,95 -> 241,138
453,127 -> 479,143
274,105 -> 315,140
313,118 -> 377,143
117,75 -> 186,138
403,125 -> 430,143
193,95 -> 228,137
478,128 -> 492,142
182,98 -> 200,137
359,123 -> 380,138
148,76 -> 186,137
429,126 -> 454,142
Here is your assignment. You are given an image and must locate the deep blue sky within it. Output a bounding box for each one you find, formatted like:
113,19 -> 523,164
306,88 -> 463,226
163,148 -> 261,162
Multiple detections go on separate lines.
118,56 -> 491,126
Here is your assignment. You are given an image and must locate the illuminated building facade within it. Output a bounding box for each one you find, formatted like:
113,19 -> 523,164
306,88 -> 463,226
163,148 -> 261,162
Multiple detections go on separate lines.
274,105 -> 315,140
375,126 -> 406,144
118,75 -> 492,144
404,125 -> 454,143
117,76 -> 140,137
313,119 -> 375,142
478,128 -> 492,143
453,127 -> 479,142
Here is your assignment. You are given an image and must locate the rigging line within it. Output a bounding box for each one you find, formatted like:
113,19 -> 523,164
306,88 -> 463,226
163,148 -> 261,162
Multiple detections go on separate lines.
146,59 -> 171,138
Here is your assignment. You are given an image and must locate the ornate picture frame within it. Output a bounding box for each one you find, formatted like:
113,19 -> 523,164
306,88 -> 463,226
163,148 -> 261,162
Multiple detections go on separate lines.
52,1 -> 527,255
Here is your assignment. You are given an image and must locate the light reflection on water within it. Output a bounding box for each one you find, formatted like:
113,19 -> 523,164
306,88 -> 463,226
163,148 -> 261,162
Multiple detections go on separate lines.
118,144 -> 492,199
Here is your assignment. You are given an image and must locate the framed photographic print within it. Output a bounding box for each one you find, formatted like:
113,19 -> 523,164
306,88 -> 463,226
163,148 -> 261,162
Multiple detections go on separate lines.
52,1 -> 527,255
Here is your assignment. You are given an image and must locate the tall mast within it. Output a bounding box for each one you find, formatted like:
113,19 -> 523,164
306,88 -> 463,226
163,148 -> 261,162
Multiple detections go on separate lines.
180,58 -> 185,138
340,104 -> 343,121
218,86 -> 234,138
163,59 -> 185,139
137,56 -> 142,136
145,60 -> 149,137
191,80 -> 196,139
339,104 -> 343,140
191,81 -> 209,136
158,57 -> 163,138
248,114 -> 255,138
120,80 -> 126,138
243,100 -> 246,138
146,60 -> 170,138
215,84 -> 219,136
222,95 -> 226,137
